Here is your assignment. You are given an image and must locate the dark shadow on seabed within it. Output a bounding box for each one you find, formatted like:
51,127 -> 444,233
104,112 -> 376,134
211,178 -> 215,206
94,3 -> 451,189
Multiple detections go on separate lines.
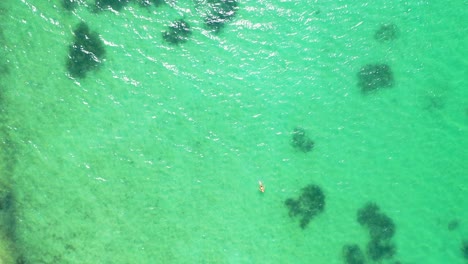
0,4 -> 23,262
0,87 -> 21,264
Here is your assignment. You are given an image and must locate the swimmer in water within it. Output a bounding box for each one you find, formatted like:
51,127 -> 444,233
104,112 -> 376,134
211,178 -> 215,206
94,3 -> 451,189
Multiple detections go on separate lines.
258,181 -> 265,193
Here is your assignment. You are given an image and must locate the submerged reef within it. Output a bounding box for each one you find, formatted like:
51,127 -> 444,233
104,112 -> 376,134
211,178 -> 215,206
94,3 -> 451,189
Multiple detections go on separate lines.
448,219 -> 459,231
285,184 -> 325,229
357,202 -> 396,261
0,179 -> 18,263
374,23 -> 399,42
95,0 -> 131,11
291,127 -> 314,153
462,240 -> 468,259
367,238 -> 396,261
62,0 -> 80,11
162,19 -> 192,45
357,64 -> 394,92
205,0 -> 239,33
357,203 -> 395,241
342,244 -> 365,264
67,22 -> 106,78
0,190 -> 12,212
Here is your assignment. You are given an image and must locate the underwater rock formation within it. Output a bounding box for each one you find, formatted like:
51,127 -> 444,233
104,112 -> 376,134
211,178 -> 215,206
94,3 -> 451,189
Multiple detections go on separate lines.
358,203 -> 395,241
0,180 -> 17,263
342,244 -> 365,264
462,240 -> 468,260
367,238 -> 396,261
448,219 -> 459,231
291,127 -> 314,153
374,23 -> 399,42
285,184 -> 325,229
67,22 -> 106,78
205,0 -> 239,33
162,19 -> 192,45
62,0 -> 77,11
357,202 -> 396,261
357,64 -> 394,92
62,0 -> 81,10
0,190 -> 12,212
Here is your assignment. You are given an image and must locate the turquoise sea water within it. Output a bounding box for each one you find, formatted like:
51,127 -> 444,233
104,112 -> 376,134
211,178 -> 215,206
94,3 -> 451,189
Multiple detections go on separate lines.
0,0 -> 467,263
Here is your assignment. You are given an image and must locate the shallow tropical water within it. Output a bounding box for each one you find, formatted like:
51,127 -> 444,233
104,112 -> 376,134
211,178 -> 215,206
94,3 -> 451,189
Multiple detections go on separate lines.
0,0 -> 467,263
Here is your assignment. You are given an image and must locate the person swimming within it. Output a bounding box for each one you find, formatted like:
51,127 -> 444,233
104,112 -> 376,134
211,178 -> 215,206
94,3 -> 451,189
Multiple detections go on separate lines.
258,181 -> 265,193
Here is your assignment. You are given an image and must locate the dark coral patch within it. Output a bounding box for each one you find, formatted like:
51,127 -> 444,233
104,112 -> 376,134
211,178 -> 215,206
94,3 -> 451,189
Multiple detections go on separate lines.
357,64 -> 394,92
162,19 -> 192,45
205,0 -> 239,33
291,127 -> 314,153
447,219 -> 459,231
285,184 -> 325,229
357,202 -> 379,226
374,23 -> 399,42
342,244 -> 365,264
67,22 -> 106,78
462,240 -> 468,259
62,0 -> 81,11
367,238 -> 396,261
0,190 -> 13,211
357,203 -> 395,241
357,202 -> 397,261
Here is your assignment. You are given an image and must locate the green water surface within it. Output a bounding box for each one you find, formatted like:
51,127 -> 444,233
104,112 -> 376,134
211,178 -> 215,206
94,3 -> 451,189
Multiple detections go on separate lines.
0,0 -> 467,263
